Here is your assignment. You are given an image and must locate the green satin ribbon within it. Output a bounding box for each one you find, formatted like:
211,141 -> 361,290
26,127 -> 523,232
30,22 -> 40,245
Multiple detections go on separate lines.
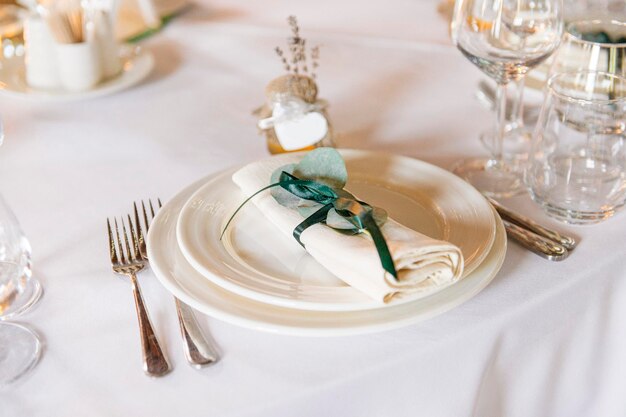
221,171 -> 398,280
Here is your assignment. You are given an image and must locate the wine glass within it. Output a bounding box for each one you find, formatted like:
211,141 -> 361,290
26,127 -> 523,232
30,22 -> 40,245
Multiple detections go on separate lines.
0,194 -> 43,386
526,70 -> 626,223
0,117 -> 42,386
451,0 -> 563,197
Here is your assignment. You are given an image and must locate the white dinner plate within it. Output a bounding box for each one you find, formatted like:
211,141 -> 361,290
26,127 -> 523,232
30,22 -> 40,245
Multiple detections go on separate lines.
147,172 -> 507,337
0,47 -> 154,102
176,150 -> 497,312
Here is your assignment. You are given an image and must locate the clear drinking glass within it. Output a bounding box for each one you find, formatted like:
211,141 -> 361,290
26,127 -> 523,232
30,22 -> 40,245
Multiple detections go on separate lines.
551,19 -> 626,77
451,0 -> 563,197
526,71 -> 626,224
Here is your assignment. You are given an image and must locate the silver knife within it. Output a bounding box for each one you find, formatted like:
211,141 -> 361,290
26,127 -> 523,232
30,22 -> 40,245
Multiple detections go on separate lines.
487,197 -> 577,251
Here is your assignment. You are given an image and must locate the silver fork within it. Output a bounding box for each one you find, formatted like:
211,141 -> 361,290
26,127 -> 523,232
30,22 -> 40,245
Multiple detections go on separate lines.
134,199 -> 219,368
107,216 -> 171,377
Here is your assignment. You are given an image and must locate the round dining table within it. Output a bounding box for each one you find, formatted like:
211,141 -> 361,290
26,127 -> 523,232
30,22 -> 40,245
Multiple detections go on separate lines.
1,0 -> 625,416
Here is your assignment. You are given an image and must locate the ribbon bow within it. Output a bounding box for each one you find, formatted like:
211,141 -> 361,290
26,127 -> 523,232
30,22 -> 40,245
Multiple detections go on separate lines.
221,171 -> 398,280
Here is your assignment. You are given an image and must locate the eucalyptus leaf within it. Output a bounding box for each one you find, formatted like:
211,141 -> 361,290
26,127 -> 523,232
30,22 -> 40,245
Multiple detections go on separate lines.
270,163 -> 296,183
270,164 -> 301,208
293,147 -> 347,189
326,208 -> 359,230
296,201 -> 323,218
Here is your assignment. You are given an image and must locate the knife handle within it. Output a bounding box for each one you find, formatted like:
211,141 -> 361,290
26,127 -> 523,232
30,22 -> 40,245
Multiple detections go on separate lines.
489,198 -> 577,250
503,220 -> 569,261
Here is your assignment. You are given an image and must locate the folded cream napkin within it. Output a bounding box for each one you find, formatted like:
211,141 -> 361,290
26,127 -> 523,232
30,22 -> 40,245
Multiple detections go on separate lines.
231,155 -> 464,303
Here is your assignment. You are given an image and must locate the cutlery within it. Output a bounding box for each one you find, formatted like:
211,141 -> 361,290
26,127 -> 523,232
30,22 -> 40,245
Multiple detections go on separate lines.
134,199 -> 219,368
487,197 -> 577,251
502,220 -> 569,261
107,216 -> 171,377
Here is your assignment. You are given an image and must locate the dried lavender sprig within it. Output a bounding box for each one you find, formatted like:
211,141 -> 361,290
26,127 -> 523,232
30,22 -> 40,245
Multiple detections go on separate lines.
275,46 -> 291,72
311,45 -> 320,61
299,38 -> 308,73
287,15 -> 299,38
310,45 -> 320,78
274,16 -> 320,76
287,15 -> 308,74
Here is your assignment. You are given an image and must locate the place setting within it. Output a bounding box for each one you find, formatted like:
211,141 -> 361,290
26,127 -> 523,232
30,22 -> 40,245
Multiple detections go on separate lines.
92,4 -> 626,376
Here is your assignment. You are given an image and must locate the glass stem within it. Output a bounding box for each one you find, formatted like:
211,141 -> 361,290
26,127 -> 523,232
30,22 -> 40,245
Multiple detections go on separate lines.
609,48 -> 617,100
493,82 -> 508,168
511,35 -> 528,129
512,77 -> 525,127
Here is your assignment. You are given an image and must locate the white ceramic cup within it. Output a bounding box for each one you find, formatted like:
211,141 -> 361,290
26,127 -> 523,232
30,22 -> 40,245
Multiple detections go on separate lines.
95,11 -> 121,79
56,41 -> 102,92
24,16 -> 61,90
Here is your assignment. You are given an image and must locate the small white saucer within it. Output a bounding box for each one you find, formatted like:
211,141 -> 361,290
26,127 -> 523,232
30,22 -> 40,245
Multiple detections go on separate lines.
0,47 -> 154,102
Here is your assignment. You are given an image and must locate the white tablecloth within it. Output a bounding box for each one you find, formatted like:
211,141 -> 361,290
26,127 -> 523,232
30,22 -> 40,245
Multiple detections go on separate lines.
2,1 -> 626,416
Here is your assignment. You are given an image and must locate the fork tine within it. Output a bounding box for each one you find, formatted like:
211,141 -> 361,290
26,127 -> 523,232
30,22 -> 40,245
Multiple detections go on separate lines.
149,199 -> 156,219
157,198 -> 162,209
134,202 -> 144,242
134,202 -> 149,260
107,218 -> 119,264
114,218 -> 126,264
128,214 -> 141,261
141,200 -> 150,233
121,217 -> 133,263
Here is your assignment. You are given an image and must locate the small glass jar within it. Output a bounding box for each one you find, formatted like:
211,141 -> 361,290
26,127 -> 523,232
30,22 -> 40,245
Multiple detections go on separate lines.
257,74 -> 334,154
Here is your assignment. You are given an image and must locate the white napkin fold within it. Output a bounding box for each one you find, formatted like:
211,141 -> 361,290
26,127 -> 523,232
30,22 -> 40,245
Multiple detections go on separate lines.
231,155 -> 464,303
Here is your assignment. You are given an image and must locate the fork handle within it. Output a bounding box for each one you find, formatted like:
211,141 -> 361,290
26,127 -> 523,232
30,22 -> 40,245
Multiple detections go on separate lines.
175,297 -> 219,368
130,273 -> 171,377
